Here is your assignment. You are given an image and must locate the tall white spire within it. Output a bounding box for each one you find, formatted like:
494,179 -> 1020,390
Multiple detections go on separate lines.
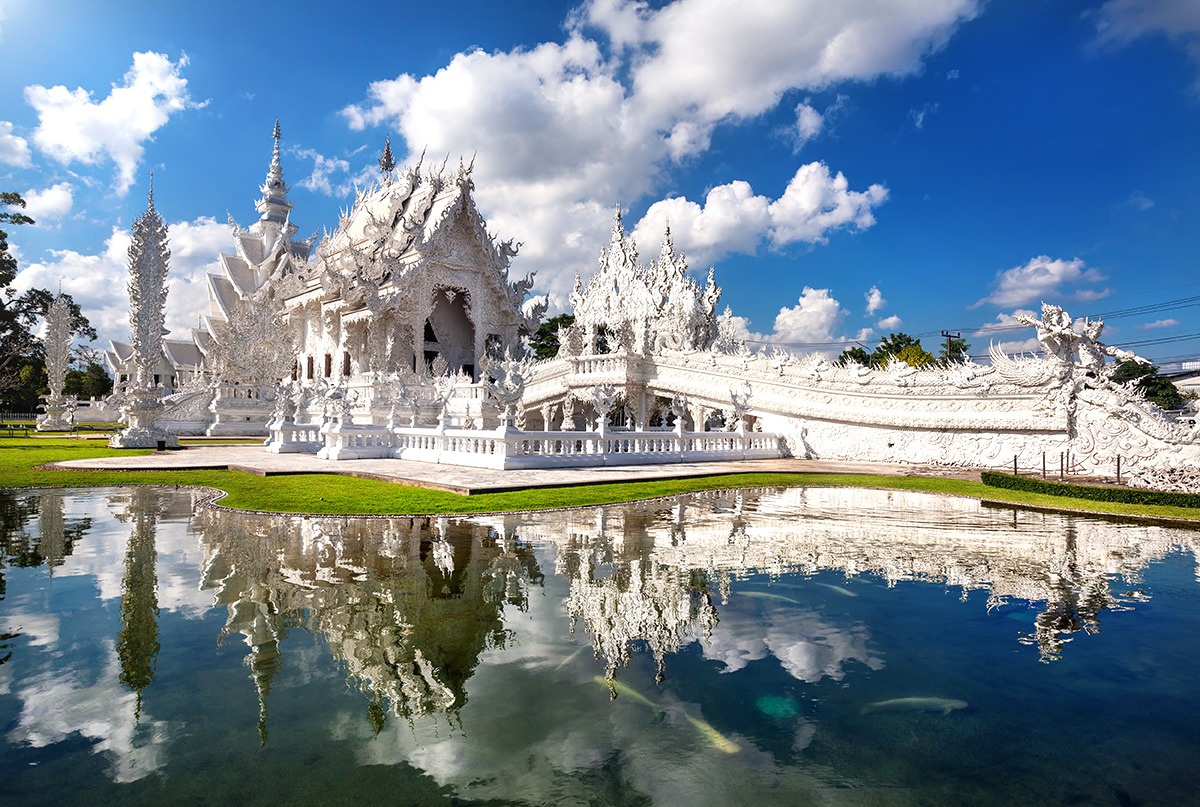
128,178 -> 171,389
36,291 -> 75,431
254,119 -> 296,237
109,177 -> 179,448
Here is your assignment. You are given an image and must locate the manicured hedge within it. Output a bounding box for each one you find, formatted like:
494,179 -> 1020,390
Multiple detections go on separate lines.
980,471 -> 1200,509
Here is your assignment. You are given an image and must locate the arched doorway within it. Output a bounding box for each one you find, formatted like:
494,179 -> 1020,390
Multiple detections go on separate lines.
426,288 -> 476,378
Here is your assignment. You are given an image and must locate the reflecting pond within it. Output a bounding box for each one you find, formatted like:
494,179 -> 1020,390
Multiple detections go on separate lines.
2,486 -> 1198,805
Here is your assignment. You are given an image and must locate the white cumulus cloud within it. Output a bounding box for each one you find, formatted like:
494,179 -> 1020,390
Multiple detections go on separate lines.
15,215 -> 229,348
631,164 -> 886,269
769,287 -> 849,346
716,287 -> 871,355
624,0 -> 979,127
767,162 -> 888,245
974,255 -> 1108,309
794,101 -> 824,148
0,120 -> 32,167
25,52 -> 200,195
632,181 -> 771,266
876,314 -> 903,329
1092,0 -> 1200,49
23,182 -> 74,221
1140,318 -> 1178,329
974,311 -> 1040,356
339,0 -> 976,325
1091,0 -> 1200,85
865,285 -> 886,314
293,147 -> 352,196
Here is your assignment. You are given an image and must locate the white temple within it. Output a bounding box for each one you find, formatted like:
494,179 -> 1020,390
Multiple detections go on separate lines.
104,123 -> 1200,490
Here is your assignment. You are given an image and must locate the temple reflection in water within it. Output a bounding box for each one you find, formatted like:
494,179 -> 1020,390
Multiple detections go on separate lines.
192,486 -> 1200,730
480,487 -> 1199,666
4,484 -> 1198,743
194,504 -> 545,739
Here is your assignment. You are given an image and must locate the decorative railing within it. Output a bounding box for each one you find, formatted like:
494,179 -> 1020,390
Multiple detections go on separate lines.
569,354 -> 643,378
270,416 -> 784,468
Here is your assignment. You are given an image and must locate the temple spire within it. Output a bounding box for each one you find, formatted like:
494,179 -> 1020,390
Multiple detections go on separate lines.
379,135 -> 395,184
254,119 -> 295,236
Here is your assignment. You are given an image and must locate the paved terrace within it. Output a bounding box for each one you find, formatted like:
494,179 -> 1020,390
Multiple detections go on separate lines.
49,445 -> 981,496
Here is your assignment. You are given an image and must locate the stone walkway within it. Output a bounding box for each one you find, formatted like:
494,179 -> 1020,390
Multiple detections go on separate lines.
50,445 -> 976,496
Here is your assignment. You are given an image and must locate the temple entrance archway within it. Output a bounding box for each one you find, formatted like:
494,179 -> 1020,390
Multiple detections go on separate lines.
427,288 -> 476,378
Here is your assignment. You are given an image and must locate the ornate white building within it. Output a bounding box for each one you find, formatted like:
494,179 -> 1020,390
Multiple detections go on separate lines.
106,126 -> 1200,487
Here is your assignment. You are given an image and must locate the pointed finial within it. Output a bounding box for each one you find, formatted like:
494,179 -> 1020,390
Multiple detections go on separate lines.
379,135 -> 395,182
147,171 -> 155,211
610,204 -> 625,240
270,120 -> 283,169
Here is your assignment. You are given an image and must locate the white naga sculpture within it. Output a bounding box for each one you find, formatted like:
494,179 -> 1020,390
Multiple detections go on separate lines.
109,180 -> 179,449
36,292 -> 75,431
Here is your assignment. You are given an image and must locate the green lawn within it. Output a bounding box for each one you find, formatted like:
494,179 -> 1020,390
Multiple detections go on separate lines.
2,436 -> 1198,522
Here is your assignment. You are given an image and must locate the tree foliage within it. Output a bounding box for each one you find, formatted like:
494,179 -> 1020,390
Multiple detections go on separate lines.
938,334 -> 971,365
1111,359 -> 1185,411
65,361 -> 115,400
529,313 -> 575,360
838,332 -> 937,369
1,192 -> 99,401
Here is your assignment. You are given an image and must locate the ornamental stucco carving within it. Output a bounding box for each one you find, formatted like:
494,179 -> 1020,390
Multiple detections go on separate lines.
37,293 -> 75,431
109,182 -> 179,449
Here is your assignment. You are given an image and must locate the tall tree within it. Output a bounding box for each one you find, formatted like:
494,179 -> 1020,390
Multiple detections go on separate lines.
0,193 -> 96,396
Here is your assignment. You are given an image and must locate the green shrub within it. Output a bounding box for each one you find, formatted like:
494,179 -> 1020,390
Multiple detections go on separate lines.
980,471 -> 1200,509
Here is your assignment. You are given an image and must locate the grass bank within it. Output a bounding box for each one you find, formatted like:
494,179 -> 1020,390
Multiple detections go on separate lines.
2,437 -> 1198,522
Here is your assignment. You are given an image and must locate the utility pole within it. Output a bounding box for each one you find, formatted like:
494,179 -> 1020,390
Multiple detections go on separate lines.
941,330 -> 962,363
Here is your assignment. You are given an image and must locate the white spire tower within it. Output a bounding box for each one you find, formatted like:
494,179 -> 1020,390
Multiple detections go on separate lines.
36,290 -> 75,431
110,176 -> 179,448
253,120 -> 297,249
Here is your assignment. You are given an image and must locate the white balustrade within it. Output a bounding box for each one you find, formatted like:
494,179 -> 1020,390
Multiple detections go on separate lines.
274,419 -> 783,468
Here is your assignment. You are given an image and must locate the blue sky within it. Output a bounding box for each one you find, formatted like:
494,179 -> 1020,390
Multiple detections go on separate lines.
2,0 -> 1199,367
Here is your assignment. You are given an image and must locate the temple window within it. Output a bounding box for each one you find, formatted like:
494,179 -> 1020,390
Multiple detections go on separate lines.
324,354 -> 332,377
342,351 -> 351,376
306,356 -> 314,379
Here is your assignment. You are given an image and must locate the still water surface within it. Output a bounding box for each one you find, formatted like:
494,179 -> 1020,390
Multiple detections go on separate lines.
1,485 -> 1198,805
